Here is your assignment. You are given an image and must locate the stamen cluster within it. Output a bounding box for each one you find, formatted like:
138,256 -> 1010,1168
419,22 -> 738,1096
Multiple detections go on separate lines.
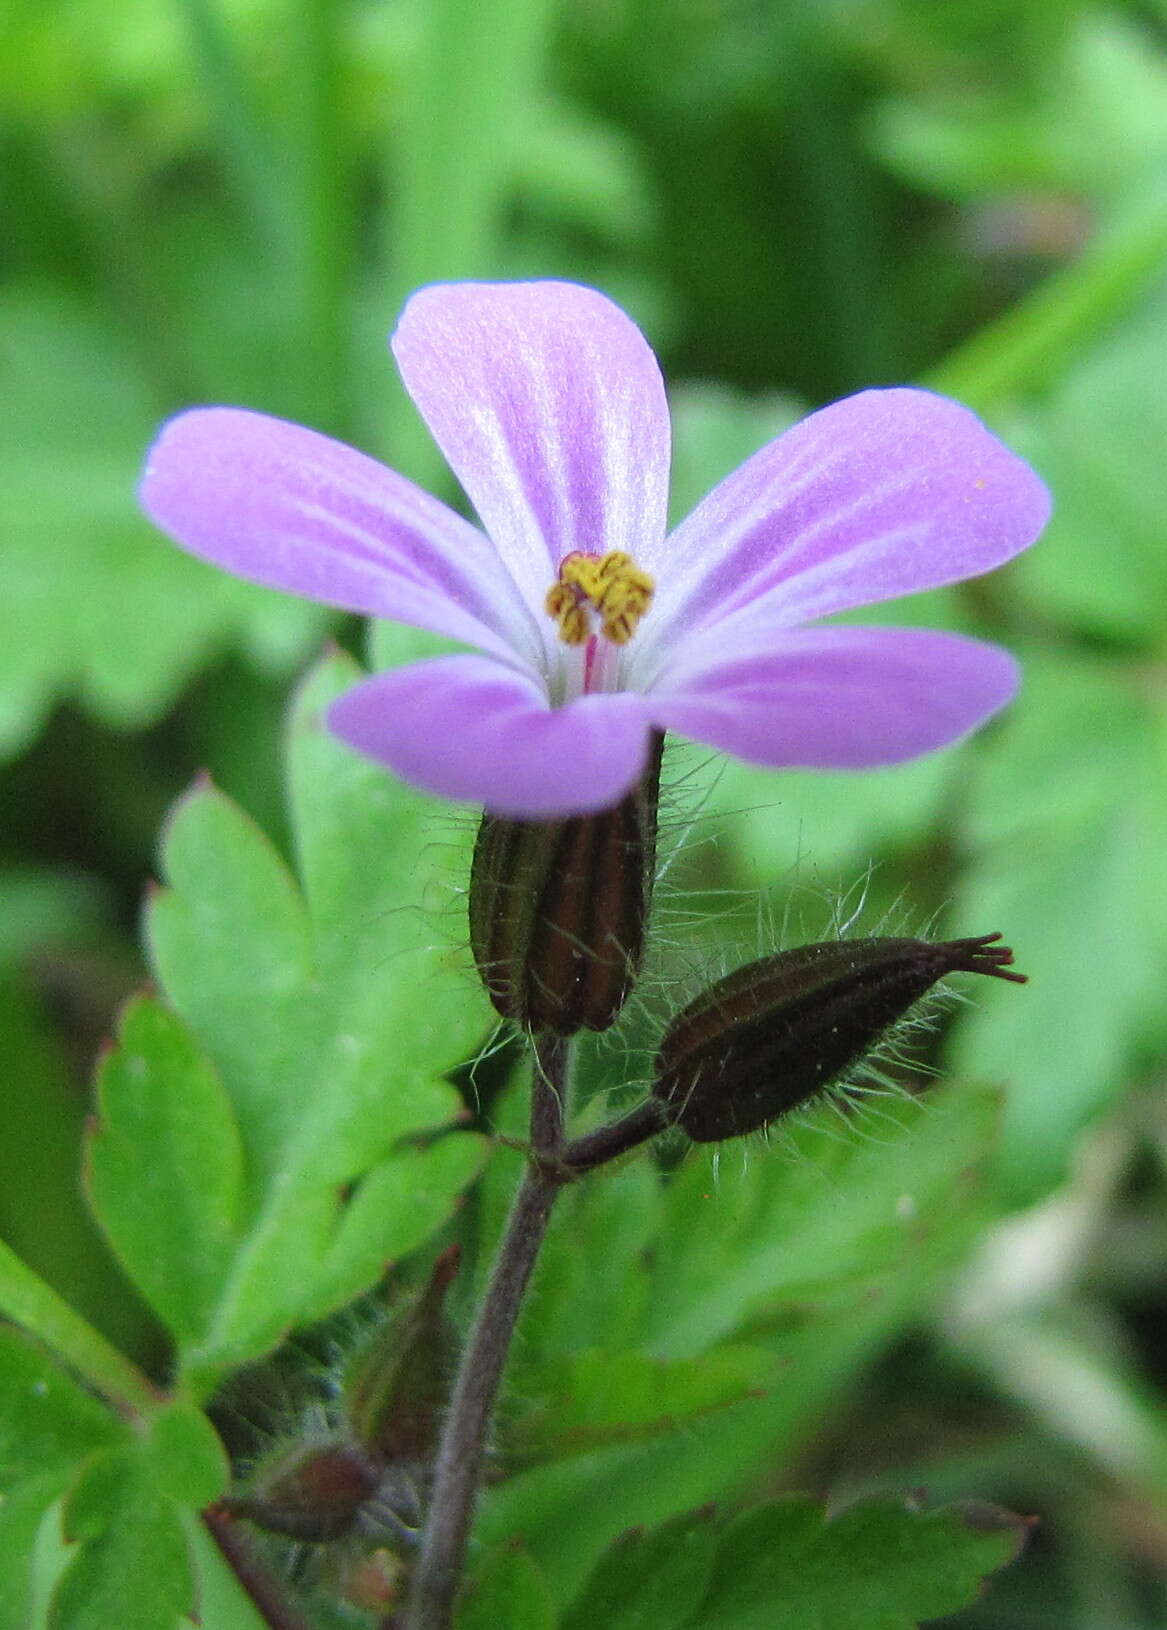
544,550 -> 654,646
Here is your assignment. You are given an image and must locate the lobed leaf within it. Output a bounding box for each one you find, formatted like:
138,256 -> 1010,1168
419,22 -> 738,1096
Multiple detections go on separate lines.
687,1495 -> 1028,1629
0,1327 -> 125,1495
117,650 -> 490,1381
562,1506 -> 721,1630
51,1449 -> 195,1630
87,997 -> 245,1347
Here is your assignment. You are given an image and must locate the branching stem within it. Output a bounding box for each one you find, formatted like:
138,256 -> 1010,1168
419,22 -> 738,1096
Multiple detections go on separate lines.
405,1034 -> 571,1630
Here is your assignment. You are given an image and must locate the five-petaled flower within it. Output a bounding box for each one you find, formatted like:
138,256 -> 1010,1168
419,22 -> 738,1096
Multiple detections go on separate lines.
140,281 -> 1050,817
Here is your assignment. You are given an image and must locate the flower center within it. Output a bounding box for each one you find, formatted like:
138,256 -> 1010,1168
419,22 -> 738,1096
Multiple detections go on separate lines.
544,551 -> 655,646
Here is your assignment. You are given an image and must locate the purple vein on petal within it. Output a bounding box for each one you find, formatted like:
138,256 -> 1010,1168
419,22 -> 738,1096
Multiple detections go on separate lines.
140,407 -> 545,671
391,282 -> 672,614
644,389 -> 1051,650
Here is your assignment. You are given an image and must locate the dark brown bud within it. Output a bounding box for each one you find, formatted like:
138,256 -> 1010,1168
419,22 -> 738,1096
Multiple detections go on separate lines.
653,934 -> 1025,1143
226,1440 -> 379,1542
468,737 -> 662,1034
344,1245 -> 461,1466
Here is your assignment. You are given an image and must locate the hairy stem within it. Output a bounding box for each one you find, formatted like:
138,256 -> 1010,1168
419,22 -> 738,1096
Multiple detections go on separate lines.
203,1506 -> 316,1630
561,1096 -> 671,1174
405,1034 -> 570,1630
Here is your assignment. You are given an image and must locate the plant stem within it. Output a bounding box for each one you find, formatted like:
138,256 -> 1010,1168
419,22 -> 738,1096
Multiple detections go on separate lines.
561,1097 -> 671,1174
405,1034 -> 570,1630
203,1506 -> 316,1630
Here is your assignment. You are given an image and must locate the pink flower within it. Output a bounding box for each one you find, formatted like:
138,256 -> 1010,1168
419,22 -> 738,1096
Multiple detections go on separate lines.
140,281 -> 1049,817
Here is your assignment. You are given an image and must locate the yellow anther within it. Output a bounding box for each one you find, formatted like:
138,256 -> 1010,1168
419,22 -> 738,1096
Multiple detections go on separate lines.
544,551 -> 654,647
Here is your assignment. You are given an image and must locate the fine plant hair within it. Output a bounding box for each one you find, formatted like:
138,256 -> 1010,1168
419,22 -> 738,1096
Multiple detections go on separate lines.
243,739 -> 1013,1619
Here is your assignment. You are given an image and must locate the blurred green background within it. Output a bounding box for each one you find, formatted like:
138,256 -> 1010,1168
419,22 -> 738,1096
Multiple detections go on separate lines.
3,0 -> 1167,1623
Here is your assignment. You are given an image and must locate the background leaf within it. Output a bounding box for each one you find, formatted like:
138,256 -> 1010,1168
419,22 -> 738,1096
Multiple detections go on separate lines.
562,1506 -> 721,1630
0,287 -> 327,759
457,1542 -> 557,1630
689,1495 -> 1027,1629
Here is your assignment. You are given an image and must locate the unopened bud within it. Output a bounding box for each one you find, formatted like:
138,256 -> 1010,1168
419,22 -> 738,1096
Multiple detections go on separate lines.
226,1440 -> 379,1542
653,934 -> 1025,1143
344,1245 -> 461,1466
468,738 -> 662,1034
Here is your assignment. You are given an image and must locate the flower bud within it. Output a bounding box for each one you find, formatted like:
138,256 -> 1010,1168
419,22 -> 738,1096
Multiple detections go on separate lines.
344,1245 -> 461,1466
653,934 -> 1024,1143
468,737 -> 662,1034
226,1440 -> 380,1542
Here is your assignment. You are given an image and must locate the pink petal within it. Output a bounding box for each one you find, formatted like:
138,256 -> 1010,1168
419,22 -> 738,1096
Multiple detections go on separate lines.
391,282 -> 671,615
327,656 -> 655,818
140,408 -> 541,667
642,388 -> 1050,652
649,625 -> 1019,769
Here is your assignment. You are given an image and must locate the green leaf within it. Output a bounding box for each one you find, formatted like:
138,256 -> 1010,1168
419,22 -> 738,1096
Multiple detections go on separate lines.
476,1083 -> 999,1605
508,1156 -> 664,1369
511,1347 -> 773,1464
87,997 -> 245,1347
458,1542 -> 557,1630
642,1084 -> 999,1360
688,1496 -> 1027,1629
143,1404 -> 229,1510
563,1506 -> 721,1630
180,1512 -> 276,1630
52,1450 -> 195,1630
0,1238 -> 157,1419
142,652 -> 489,1380
0,1475 -> 61,1630
701,746 -> 956,886
1002,290 -> 1167,645
952,654 -> 1164,1200
0,1327 -> 124,1494
0,286 -> 326,759
314,1133 -> 488,1318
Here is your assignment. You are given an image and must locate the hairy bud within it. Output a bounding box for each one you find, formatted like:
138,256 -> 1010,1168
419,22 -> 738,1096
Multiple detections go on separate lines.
344,1245 -> 461,1466
226,1440 -> 379,1542
468,737 -> 662,1034
653,934 -> 1025,1143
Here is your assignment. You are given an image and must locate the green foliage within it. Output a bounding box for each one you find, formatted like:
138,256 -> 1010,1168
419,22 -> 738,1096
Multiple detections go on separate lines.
89,651 -> 490,1385
0,1329 -> 123,1494
560,1497 -> 1025,1630
53,1444 -> 198,1630
0,652 -> 493,1624
953,652 -> 1166,1199
0,288 -> 327,759
475,1083 -> 1000,1604
691,1496 -> 1026,1629
560,1506 -> 720,1630
5,0 -> 1167,1623
870,11 -> 1167,202
89,997 -> 246,1347
457,1543 -> 557,1630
